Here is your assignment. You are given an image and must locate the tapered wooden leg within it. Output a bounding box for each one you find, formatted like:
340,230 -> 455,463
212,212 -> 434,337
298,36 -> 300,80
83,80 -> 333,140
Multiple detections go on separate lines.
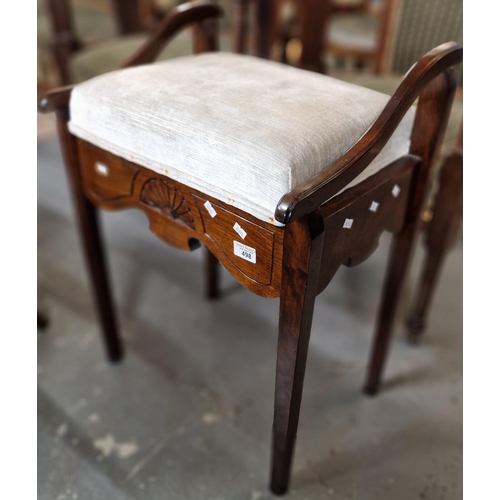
364,69 -> 457,395
271,214 -> 324,495
78,199 -> 124,362
364,227 -> 415,395
56,110 -> 123,363
406,249 -> 446,342
204,248 -> 220,299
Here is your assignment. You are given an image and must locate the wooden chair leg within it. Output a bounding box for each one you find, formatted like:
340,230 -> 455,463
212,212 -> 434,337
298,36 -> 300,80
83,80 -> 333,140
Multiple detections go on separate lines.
56,110 -> 123,363
204,248 -> 220,299
270,214 -> 324,495
406,249 -> 446,343
78,199 -> 124,362
364,227 -> 415,395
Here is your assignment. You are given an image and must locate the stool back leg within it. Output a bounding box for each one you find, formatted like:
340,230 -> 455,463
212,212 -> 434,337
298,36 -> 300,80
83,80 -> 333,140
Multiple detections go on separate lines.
406,247 -> 447,341
56,110 -> 123,362
204,248 -> 220,299
271,212 -> 324,495
364,223 -> 415,395
364,69 -> 457,395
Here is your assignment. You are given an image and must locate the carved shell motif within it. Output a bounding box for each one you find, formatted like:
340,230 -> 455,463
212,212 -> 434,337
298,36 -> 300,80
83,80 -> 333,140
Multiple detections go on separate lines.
140,178 -> 195,229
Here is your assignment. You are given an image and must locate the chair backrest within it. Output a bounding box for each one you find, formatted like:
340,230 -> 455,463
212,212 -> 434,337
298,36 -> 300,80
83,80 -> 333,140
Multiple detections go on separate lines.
233,0 -> 462,84
324,0 -> 463,81
43,0 -> 156,43
324,0 -> 397,74
42,0 -> 174,85
388,0 -> 463,84
233,0 -> 396,73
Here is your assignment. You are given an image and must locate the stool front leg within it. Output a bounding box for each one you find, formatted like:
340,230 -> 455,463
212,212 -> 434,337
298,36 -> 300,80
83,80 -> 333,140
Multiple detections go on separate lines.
271,214 -> 324,495
56,110 -> 123,362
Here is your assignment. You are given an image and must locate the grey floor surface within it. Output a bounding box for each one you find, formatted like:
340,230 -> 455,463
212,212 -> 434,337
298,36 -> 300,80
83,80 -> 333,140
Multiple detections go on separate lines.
38,138 -> 462,500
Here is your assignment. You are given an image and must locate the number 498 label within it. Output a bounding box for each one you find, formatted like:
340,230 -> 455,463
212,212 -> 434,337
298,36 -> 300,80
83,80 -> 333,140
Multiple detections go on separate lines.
233,241 -> 256,264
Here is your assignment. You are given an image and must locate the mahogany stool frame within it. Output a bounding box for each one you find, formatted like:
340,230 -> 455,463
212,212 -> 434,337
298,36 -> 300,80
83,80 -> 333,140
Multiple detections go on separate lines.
39,1 -> 462,494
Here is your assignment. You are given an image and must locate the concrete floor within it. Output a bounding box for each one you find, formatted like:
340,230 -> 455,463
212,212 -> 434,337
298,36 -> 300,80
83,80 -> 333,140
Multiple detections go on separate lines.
38,138 -> 462,500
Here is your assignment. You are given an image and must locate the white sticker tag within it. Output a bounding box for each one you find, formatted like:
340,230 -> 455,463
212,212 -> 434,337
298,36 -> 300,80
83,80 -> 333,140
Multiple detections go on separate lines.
204,200 -> 217,218
369,201 -> 379,212
392,184 -> 401,197
233,241 -> 256,263
343,218 -> 354,229
233,222 -> 247,240
95,162 -> 109,176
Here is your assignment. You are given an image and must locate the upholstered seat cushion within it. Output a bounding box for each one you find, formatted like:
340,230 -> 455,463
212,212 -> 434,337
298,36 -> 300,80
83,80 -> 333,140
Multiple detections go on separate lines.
69,53 -> 415,225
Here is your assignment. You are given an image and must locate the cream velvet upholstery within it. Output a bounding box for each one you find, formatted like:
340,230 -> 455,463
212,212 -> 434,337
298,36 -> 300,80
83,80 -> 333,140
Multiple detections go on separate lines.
69,53 -> 415,225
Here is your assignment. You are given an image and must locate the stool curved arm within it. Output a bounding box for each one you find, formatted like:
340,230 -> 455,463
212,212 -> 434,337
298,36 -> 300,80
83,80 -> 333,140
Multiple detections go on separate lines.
38,84 -> 74,113
275,41 -> 463,224
120,0 -> 223,68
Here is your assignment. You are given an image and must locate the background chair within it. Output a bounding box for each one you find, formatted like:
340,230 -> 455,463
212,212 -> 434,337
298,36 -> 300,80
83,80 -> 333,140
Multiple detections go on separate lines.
232,0 -> 278,57
406,124 -> 463,342
231,0 -> 396,73
38,0 -> 189,86
334,0 -> 463,348
326,0 -> 397,72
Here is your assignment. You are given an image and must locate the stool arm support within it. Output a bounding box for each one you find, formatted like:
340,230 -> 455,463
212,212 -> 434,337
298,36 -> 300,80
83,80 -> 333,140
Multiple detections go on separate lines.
119,0 -> 223,68
274,41 -> 463,225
